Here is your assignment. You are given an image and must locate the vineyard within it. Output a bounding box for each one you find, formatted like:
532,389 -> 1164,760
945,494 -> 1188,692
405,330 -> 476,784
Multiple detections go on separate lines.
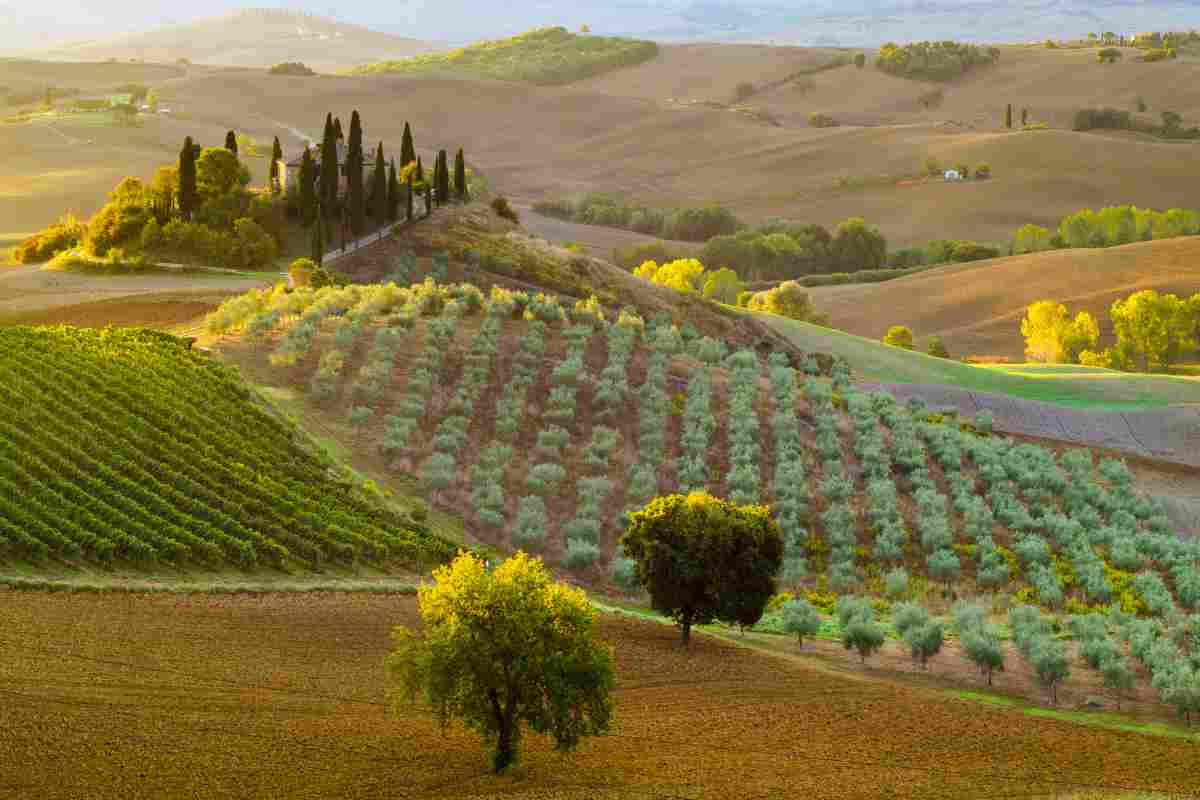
0,326 -> 455,569
206,280 -> 1200,627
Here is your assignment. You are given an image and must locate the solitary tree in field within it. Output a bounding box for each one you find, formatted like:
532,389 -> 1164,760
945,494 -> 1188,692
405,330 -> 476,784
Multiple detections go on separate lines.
225,130 -> 238,155
319,113 -> 338,216
454,148 -> 468,202
371,142 -> 388,228
855,53 -> 866,68
1021,107 -> 1028,126
386,551 -> 614,773
1005,103 -> 1012,129
178,136 -> 198,221
883,325 -> 914,350
926,336 -> 951,359
620,492 -> 784,647
346,110 -> 365,235
270,136 -> 283,193
401,121 -> 416,167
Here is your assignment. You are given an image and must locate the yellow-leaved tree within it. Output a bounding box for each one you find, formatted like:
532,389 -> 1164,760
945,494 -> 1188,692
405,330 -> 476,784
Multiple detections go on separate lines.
1020,300 -> 1099,363
386,551 -> 615,773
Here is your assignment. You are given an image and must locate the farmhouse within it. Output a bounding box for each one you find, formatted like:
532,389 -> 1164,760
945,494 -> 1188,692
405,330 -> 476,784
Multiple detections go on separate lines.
944,169 -> 963,181
278,140 -> 368,196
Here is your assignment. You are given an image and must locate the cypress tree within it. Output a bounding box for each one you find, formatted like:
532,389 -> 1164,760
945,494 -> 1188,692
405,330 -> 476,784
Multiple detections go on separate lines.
424,182 -> 432,217
406,170 -> 414,221
401,121 -> 415,167
1021,108 -> 1028,126
340,203 -> 349,251
319,113 -> 338,218
372,142 -> 388,227
178,136 -> 197,222
334,117 -> 343,141
270,136 -> 283,193
225,130 -> 238,155
438,149 -> 450,206
298,146 -> 316,226
347,110 -> 365,235
454,148 -> 467,202
387,158 -> 400,222
311,201 -> 324,265
1005,103 -> 1012,129
415,156 -> 424,184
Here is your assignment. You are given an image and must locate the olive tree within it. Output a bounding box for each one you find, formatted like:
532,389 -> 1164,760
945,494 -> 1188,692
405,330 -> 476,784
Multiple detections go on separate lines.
386,552 -> 615,773
961,627 -> 1006,686
782,597 -> 822,648
620,492 -> 784,646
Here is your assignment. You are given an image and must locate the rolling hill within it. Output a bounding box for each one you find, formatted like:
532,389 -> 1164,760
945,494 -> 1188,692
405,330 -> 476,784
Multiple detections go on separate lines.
31,9 -> 437,72
805,235 -> 1200,360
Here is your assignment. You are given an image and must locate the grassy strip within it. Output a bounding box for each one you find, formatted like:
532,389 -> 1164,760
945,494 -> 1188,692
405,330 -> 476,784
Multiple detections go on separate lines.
0,575 -> 419,595
950,690 -> 1200,744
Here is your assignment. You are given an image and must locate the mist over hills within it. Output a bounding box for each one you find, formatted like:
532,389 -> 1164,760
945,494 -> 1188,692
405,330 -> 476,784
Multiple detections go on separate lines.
4,1 -> 1200,60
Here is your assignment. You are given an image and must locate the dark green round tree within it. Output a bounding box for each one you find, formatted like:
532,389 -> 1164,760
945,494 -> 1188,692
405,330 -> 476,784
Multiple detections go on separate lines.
619,492 -> 784,646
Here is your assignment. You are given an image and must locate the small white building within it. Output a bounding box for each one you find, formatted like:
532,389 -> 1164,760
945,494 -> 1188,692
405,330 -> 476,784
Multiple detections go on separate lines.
944,169 -> 962,181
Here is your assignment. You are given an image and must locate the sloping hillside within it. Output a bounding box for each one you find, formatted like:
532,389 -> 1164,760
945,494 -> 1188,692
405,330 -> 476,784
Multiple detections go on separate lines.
807,236 -> 1200,359
0,326 -> 454,569
33,9 -> 436,72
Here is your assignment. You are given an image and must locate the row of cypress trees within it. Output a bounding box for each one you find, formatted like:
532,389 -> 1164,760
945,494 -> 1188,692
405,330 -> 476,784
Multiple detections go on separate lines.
1004,104 -> 1030,128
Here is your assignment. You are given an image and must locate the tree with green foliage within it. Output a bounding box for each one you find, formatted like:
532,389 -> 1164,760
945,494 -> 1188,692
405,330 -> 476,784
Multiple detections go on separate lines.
854,53 -> 866,68
319,113 -> 338,216
961,628 -> 1005,686
437,149 -> 451,206
401,121 -> 416,167
346,110 -> 365,235
178,137 -> 198,221
1020,300 -> 1099,364
1031,637 -> 1071,705
883,325 -> 914,349
620,492 -> 784,647
386,551 -> 614,773
298,147 -> 316,226
454,148 -> 468,202
270,136 -> 283,194
926,336 -> 950,359
334,116 -> 343,141
1110,289 -> 1199,372
842,615 -> 886,663
195,146 -> 246,200
1098,47 -> 1122,63
782,598 -> 822,648
830,216 -> 886,271
371,141 -> 388,228
700,267 -> 743,304
904,620 -> 945,670
225,130 -> 238,155
1101,656 -> 1135,709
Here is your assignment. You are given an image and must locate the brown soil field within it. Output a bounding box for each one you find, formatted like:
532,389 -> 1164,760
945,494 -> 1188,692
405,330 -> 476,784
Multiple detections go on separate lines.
808,236 -> 1200,360
2,591 -> 1198,800
6,43 -> 1200,250
0,262 -> 270,320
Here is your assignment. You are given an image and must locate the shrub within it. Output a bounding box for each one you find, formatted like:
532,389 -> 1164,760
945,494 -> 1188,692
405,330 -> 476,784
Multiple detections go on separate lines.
884,568 -> 909,599
13,216 -> 84,263
612,555 -> 641,594
809,112 -> 839,128
904,621 -> 945,670
883,325 -> 914,350
268,61 -> 316,76
491,196 -> 520,223
564,539 -> 600,570
734,81 -> 756,101
782,598 -> 823,647
926,337 -> 950,359
974,164 -> 991,180
843,619 -> 886,663
747,281 -> 827,323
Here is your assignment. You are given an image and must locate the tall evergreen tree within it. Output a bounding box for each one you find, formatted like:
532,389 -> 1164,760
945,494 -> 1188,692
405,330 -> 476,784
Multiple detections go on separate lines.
270,136 -> 283,193
347,110 -> 366,235
298,146 -> 316,226
438,149 -> 451,206
225,130 -> 238,154
178,136 -> 198,222
319,113 -> 338,218
406,169 -> 415,221
387,158 -> 400,221
415,156 -> 424,184
1021,108 -> 1028,126
334,117 -> 343,141
311,201 -> 324,265
454,148 -> 468,202
371,141 -> 388,228
1005,103 -> 1012,129
401,121 -> 416,167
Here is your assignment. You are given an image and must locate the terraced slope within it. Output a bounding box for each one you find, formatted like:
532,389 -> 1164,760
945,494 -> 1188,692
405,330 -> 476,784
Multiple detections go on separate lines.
207,281 -> 1200,623
0,326 -> 454,569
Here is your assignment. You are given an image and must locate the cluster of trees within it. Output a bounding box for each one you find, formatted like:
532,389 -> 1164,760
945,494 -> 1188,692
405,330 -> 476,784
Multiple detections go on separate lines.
1012,205 -> 1200,255
1003,103 -> 1031,129
532,194 -> 739,242
882,325 -> 951,359
875,41 -> 1000,81
1073,107 -> 1198,139
290,112 -> 470,262
701,217 -> 887,282
1021,291 -> 1200,373
267,62 -> 316,76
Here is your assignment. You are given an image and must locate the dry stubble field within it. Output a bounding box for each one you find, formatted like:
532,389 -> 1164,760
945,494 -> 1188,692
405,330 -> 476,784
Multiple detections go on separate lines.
2,591 -> 1198,800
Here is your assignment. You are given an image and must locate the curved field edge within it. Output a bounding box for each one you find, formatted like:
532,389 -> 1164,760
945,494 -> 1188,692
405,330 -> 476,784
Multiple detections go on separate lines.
2,591 -> 1197,800
758,313 -> 1200,411
0,326 -> 458,572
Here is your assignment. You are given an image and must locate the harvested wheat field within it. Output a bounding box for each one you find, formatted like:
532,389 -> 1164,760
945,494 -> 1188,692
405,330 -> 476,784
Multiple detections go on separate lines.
1,591 -> 1198,800
807,236 -> 1200,360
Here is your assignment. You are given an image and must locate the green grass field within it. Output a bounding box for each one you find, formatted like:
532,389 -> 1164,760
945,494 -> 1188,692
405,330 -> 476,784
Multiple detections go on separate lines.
350,26 -> 659,85
760,314 -> 1200,410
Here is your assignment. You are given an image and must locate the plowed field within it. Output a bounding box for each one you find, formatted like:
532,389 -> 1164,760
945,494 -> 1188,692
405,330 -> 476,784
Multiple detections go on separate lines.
2,592 -> 1197,799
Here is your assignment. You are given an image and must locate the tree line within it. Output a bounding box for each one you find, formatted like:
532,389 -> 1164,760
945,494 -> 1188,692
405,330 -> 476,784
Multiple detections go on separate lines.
875,40 -> 1000,81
